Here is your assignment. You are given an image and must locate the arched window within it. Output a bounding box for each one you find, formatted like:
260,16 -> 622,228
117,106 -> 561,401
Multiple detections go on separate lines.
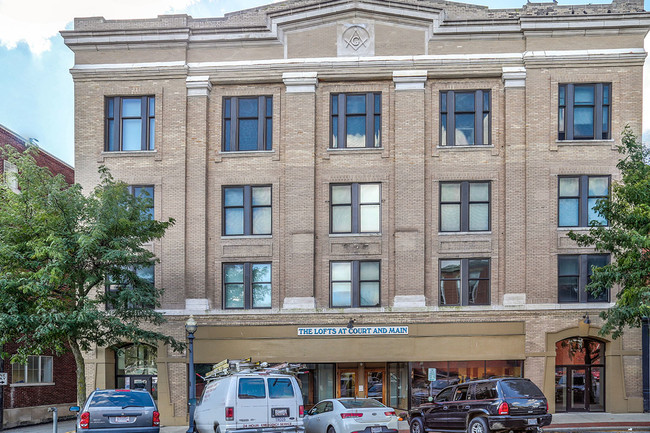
115,344 -> 158,399
555,337 -> 604,412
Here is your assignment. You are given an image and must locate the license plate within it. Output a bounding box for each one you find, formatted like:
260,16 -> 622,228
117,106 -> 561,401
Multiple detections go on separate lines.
113,416 -> 133,423
527,419 -> 538,425
272,408 -> 289,417
371,427 -> 383,433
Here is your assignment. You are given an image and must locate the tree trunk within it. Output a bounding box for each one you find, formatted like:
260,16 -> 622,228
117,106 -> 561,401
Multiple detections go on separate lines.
69,337 -> 87,406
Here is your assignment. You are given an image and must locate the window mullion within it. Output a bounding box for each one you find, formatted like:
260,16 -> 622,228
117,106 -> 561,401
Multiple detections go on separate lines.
579,176 -> 589,227
244,186 -> 252,235
116,97 -> 123,151
257,96 -> 265,151
461,182 -> 469,232
352,261 -> 360,308
579,255 -> 587,303
140,97 -> 147,150
566,84 -> 575,140
594,84 -> 603,140
448,91 -> 455,146
231,99 -> 237,150
475,90 -> 483,146
352,183 -> 360,233
461,259 -> 469,306
244,263 -> 251,309
365,93 -> 373,148
339,94 -> 347,148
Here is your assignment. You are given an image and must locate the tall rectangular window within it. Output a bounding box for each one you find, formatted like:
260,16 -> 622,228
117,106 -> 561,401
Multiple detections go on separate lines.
558,83 -> 610,140
223,96 -> 273,151
440,181 -> 490,232
558,176 -> 609,227
105,96 -> 155,151
128,185 -> 154,220
439,258 -> 490,306
223,185 -> 272,236
330,261 -> 380,307
11,355 -> 53,384
558,254 -> 609,303
330,183 -> 381,234
223,262 -> 272,309
106,264 -> 155,310
440,90 -> 490,146
331,93 -> 381,148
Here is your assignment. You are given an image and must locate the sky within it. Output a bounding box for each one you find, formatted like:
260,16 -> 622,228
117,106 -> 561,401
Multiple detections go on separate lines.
0,0 -> 648,166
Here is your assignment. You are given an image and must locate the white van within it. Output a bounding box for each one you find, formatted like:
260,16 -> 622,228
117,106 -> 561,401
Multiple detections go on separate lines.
194,372 -> 305,433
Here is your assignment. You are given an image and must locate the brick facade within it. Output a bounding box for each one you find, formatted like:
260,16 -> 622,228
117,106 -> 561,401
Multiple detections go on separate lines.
62,0 -> 650,425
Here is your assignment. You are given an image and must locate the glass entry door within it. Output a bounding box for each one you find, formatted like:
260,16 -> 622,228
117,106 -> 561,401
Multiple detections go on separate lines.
338,369 -> 357,398
365,369 -> 385,404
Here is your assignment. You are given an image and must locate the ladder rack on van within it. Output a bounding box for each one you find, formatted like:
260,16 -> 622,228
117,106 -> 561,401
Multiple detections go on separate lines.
204,358 -> 304,380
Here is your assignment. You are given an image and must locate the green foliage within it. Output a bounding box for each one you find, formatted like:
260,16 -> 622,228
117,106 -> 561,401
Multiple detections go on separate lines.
568,126 -> 650,338
0,147 -> 183,376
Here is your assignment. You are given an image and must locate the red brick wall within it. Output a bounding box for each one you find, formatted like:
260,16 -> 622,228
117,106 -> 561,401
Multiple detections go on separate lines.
0,125 -> 74,184
2,343 -> 77,409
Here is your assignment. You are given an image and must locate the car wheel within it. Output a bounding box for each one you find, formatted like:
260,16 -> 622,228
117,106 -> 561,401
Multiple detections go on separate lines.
468,417 -> 489,433
410,417 -> 424,433
328,426 -> 336,433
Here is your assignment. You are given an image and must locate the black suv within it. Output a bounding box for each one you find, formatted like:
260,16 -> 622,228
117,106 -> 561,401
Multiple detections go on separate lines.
408,378 -> 551,433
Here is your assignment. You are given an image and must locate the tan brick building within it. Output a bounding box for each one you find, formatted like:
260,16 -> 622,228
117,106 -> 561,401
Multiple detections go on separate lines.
62,0 -> 650,424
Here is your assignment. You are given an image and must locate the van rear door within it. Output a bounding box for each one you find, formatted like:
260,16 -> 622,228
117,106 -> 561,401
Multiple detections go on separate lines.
237,377 -> 269,429
267,376 -> 301,427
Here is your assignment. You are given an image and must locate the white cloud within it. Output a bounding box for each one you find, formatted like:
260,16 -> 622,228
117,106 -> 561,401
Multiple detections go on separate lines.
0,0 -> 198,54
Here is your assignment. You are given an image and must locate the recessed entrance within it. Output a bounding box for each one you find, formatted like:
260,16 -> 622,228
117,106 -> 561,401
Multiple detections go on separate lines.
555,337 -> 604,412
336,366 -> 386,405
115,343 -> 158,399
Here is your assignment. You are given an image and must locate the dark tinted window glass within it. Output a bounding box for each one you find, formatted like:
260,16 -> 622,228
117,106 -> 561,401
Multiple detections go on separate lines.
453,385 -> 469,401
239,378 -> 266,399
268,378 -> 294,398
500,380 -> 545,398
339,399 -> 386,409
474,382 -> 498,400
89,391 -> 154,407
435,387 -> 454,402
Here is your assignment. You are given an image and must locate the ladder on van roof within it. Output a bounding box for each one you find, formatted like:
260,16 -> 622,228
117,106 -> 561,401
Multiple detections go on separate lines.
204,358 -> 304,380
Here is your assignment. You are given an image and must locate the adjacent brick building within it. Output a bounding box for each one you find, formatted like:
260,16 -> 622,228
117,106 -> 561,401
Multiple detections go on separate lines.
0,124 -> 76,428
62,0 -> 650,425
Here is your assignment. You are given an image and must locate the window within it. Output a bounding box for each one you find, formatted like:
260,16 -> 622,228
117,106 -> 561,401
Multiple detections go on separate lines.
11,355 -> 53,384
558,254 -> 609,303
223,262 -> 271,309
105,96 -> 155,151
239,378 -> 266,399
128,185 -> 154,220
453,384 -> 470,401
3,160 -> 18,193
475,382 -> 498,400
223,185 -> 272,236
268,378 -> 295,398
106,265 -> 155,310
330,183 -> 381,234
223,96 -> 272,151
558,83 -> 610,140
558,176 -> 609,227
330,261 -> 380,307
440,181 -> 490,232
331,93 -> 381,148
440,90 -> 490,146
439,258 -> 490,306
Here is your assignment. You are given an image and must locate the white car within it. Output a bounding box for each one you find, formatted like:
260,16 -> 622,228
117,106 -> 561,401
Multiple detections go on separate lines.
304,399 -> 398,433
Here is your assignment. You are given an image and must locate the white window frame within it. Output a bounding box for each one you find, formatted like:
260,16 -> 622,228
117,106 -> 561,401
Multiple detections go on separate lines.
11,355 -> 54,385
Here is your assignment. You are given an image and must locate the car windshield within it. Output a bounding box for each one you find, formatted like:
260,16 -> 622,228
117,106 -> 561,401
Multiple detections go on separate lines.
339,399 -> 386,409
500,380 -> 545,398
89,391 -> 153,408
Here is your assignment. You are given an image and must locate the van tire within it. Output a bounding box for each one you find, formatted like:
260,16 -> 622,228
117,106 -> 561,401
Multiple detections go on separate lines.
328,426 -> 336,433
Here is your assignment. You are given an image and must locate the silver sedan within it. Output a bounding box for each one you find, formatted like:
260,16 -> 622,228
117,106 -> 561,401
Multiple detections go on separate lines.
304,399 -> 399,433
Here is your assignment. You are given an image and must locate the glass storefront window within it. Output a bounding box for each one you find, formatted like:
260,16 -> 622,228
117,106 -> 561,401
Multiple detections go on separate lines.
388,362 -> 409,411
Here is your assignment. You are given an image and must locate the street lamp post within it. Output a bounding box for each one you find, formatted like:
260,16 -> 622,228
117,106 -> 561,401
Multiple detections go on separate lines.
642,317 -> 649,412
186,315 -> 198,433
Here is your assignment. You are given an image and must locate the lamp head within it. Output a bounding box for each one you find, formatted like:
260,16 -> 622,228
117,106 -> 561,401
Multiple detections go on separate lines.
583,314 -> 591,325
185,315 -> 198,334
346,318 -> 355,329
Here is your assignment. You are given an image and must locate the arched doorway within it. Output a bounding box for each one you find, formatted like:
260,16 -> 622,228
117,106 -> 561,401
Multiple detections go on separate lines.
555,337 -> 604,412
115,343 -> 158,399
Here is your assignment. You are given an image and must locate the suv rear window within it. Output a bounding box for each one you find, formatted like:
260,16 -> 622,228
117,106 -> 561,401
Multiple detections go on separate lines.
89,391 -> 154,407
339,399 -> 385,408
268,378 -> 294,398
500,380 -> 545,398
239,378 -> 266,399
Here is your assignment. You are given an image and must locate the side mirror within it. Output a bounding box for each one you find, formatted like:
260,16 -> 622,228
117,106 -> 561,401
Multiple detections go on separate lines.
69,406 -> 80,413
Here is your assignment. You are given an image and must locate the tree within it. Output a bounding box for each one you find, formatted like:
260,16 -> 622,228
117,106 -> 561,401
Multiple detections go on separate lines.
0,147 -> 183,405
569,126 -> 650,339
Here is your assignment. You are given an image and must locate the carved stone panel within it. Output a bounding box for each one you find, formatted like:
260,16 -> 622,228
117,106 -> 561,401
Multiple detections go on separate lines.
338,23 -> 374,57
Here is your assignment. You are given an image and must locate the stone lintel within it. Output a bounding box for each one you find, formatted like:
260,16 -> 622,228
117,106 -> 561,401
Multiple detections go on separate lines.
185,298 -> 211,311
502,66 -> 526,88
393,295 -> 427,308
393,70 -> 428,91
282,296 -> 316,309
186,75 -> 212,96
